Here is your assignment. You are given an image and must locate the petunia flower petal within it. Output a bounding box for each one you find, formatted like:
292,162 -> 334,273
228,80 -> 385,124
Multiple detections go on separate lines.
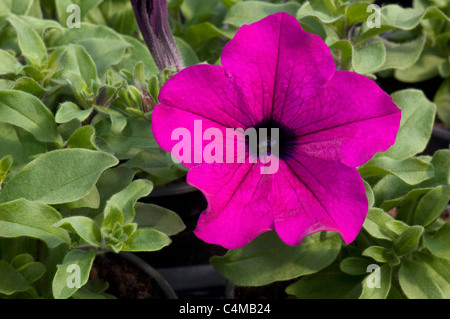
153,64 -> 253,166
190,161 -> 280,249
275,155 -> 368,245
286,70 -> 401,168
221,12 -> 335,125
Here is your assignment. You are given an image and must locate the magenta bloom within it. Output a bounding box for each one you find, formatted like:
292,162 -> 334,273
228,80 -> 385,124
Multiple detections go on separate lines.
152,13 -> 401,249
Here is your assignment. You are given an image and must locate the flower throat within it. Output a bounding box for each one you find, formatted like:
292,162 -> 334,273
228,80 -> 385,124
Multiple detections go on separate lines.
248,118 -> 297,160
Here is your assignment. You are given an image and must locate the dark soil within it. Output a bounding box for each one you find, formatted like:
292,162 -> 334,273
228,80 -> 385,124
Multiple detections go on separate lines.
90,254 -> 167,299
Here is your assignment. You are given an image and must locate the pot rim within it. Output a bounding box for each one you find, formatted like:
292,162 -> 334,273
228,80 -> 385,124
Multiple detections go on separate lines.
433,126 -> 450,141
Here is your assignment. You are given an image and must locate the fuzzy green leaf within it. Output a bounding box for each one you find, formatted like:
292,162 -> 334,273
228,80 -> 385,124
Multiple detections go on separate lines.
134,202 -> 186,236
211,232 -> 341,286
399,259 -> 443,299
0,199 -> 70,248
381,90 -> 436,160
0,90 -> 61,144
52,249 -> 96,299
0,149 -> 118,205
53,216 -> 102,246
122,229 -> 171,252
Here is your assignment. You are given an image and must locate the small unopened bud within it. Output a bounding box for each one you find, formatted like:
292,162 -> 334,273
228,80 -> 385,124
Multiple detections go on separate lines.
141,90 -> 156,113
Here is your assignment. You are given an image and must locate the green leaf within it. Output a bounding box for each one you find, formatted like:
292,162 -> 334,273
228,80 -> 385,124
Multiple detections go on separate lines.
66,125 -> 98,150
380,90 -> 436,160
221,0 -> 241,9
78,38 -> 129,76
185,22 -> 233,48
174,37 -> 200,68
0,49 -> 21,75
95,117 -> 158,158
91,166 -> 136,212
20,15 -> 62,35
102,204 -> 124,229
134,202 -> 185,236
340,257 -> 373,276
377,36 -> 426,72
345,3 -> 372,26
103,179 -> 153,225
0,149 -> 118,205
7,15 -> 47,67
180,0 -> 221,22
377,150 -> 450,209
296,1 -> 342,24
359,156 -> 434,185
399,259 -> 443,299
438,58 -> 450,78
211,231 -> 342,286
71,280 -> 110,299
363,208 -> 407,241
49,23 -> 130,76
3,0 -> 34,15
95,106 -> 127,135
114,35 -> 158,79
55,186 -> 100,210
360,264 -> 392,299
61,44 -> 98,92
362,246 -> 391,263
286,273 -> 362,299
0,199 -> 70,248
0,155 -> 13,186
53,216 -> 102,246
394,225 -> 424,256
435,79 -> 450,127
107,4 -> 137,35
52,249 -> 96,299
12,77 -> 46,99
364,181 -> 374,209
0,90 -> 61,144
123,150 -> 187,186
0,260 -> 31,295
11,254 -> 34,269
329,39 -> 385,74
424,223 -> 450,261
48,22 -> 123,46
395,52 -> 444,83
0,123 -> 47,169
122,229 -> 171,252
414,186 -> 450,227
16,261 -> 46,284
224,1 -> 301,27
352,40 -> 386,74
55,102 -> 92,124
416,252 -> 450,298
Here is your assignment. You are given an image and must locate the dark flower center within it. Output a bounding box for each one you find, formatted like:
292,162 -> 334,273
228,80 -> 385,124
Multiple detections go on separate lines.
247,118 -> 297,160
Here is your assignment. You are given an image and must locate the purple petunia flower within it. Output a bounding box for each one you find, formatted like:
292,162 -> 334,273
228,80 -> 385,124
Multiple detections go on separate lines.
152,12 -> 401,249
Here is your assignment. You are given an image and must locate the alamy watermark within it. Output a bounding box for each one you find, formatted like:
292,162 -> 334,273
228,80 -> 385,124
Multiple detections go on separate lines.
366,264 -> 381,289
66,264 -> 81,289
170,120 -> 280,175
66,4 -> 81,29
367,4 -> 381,29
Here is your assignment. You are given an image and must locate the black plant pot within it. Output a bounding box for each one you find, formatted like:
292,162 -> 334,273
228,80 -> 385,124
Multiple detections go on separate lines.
424,125 -> 450,155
